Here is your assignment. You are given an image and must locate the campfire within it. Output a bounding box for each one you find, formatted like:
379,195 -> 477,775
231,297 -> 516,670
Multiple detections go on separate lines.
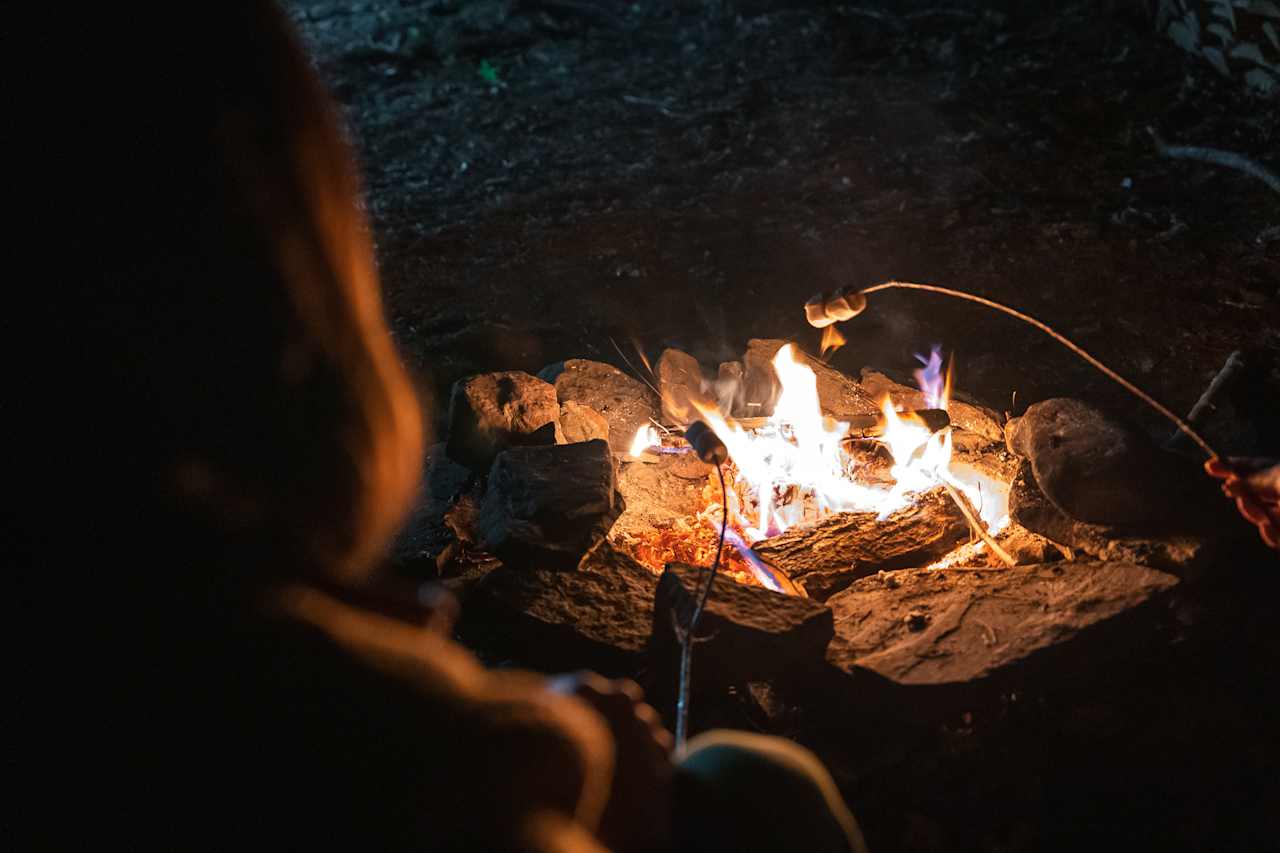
616,342 -> 1013,596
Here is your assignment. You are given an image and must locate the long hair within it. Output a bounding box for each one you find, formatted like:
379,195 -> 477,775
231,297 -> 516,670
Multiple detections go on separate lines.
47,2 -> 424,589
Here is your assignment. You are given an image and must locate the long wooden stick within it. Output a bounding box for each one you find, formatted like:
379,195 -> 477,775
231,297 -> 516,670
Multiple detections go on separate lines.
939,478 -> 1016,567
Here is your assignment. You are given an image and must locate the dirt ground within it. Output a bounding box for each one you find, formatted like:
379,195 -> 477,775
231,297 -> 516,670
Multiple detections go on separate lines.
290,2 -> 1278,851
290,0 -> 1277,451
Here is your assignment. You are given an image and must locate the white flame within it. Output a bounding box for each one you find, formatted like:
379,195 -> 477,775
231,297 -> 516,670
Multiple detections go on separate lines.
698,344 -> 1008,540
629,424 -> 661,458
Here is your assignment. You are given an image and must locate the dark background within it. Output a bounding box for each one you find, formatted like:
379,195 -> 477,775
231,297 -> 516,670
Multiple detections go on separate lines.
290,2 -> 1278,850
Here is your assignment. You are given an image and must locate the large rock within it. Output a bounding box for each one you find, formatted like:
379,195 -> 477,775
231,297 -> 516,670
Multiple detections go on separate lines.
559,400 -> 610,444
752,488 -> 969,600
742,339 -> 880,420
540,359 -> 661,454
657,347 -> 712,424
467,542 -> 659,675
859,368 -> 1005,444
1007,459 -> 1216,579
1005,398 -> 1223,531
447,371 -> 564,472
826,561 -> 1179,688
650,562 -> 835,687
478,440 -> 624,569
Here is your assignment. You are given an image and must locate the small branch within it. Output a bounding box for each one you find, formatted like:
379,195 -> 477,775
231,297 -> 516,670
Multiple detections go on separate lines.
1149,127 -> 1280,195
939,478 -> 1016,567
1168,350 -> 1246,450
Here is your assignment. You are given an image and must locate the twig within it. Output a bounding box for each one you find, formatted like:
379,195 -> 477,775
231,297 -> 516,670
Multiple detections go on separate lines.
1168,350 -> 1246,450
939,477 -> 1016,567
1148,127 -> 1280,195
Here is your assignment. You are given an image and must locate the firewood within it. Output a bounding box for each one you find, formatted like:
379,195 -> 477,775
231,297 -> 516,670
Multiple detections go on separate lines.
752,487 -> 969,600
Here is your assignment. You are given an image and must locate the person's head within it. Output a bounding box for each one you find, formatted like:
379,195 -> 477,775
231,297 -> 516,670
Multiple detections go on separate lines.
55,2 -> 423,588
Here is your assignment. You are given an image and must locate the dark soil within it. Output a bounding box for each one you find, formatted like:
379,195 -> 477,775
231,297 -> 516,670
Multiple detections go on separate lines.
291,0 -> 1278,449
290,2 -> 1279,851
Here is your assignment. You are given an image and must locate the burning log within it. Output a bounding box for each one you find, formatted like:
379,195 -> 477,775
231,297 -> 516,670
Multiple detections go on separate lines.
539,358 -> 661,454
859,369 -> 1004,444
468,541 -> 658,675
447,371 -> 565,472
752,488 -> 970,600
825,561 -> 1180,692
477,439 -> 624,570
741,338 -> 880,420
649,562 -> 834,701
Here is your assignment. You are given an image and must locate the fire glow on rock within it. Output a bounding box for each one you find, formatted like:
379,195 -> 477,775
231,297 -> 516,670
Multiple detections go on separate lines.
629,344 -> 1009,588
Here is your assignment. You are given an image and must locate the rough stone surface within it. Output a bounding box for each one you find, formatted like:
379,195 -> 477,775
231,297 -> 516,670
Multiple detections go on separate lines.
1005,398 -> 1225,530
468,541 -> 658,675
753,488 -> 970,600
826,560 -> 1179,687
1008,459 -> 1216,578
743,339 -> 880,420
559,400 -> 610,444
478,439 -> 623,569
657,347 -> 710,424
612,455 -> 709,538
447,371 -> 564,472
540,359 -> 660,454
859,369 -> 1005,443
389,443 -> 476,575
650,562 -> 835,686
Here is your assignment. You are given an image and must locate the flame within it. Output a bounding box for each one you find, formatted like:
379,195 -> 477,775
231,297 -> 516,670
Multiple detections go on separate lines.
697,344 -> 1009,541
820,325 -> 846,359
629,424 -> 661,457
913,346 -> 951,410
624,342 -> 1010,586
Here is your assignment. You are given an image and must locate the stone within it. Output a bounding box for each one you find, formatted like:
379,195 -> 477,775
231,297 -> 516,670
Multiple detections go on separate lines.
752,488 -> 970,600
657,347 -> 712,424
1007,459 -> 1216,579
1004,398 -> 1227,531
468,541 -> 659,675
446,371 -> 564,472
650,562 -> 835,687
825,560 -> 1180,687
477,439 -> 624,569
559,400 -> 610,444
859,369 -> 1005,444
540,359 -> 661,454
742,339 -> 880,421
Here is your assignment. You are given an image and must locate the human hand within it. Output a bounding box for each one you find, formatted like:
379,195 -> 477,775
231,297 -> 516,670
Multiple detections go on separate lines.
547,672 -> 674,852
1205,457 -> 1280,550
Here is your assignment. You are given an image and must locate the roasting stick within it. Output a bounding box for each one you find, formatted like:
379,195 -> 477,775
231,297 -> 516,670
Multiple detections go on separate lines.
674,421 -> 730,751
805,281 -> 1221,461
938,476 -> 1016,568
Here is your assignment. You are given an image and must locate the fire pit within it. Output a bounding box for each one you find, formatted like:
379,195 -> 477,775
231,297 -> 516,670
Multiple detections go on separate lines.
615,340 -> 1016,598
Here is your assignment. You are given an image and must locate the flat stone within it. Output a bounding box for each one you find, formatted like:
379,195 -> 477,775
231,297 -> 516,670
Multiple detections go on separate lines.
447,371 -> 564,472
559,400 -> 610,444
859,369 -> 1005,444
743,339 -> 880,420
468,541 -> 659,675
540,359 -> 661,454
752,488 -> 970,600
478,440 -> 623,569
1005,398 -> 1224,530
1007,459 -> 1216,579
826,560 -> 1179,687
650,562 -> 835,686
